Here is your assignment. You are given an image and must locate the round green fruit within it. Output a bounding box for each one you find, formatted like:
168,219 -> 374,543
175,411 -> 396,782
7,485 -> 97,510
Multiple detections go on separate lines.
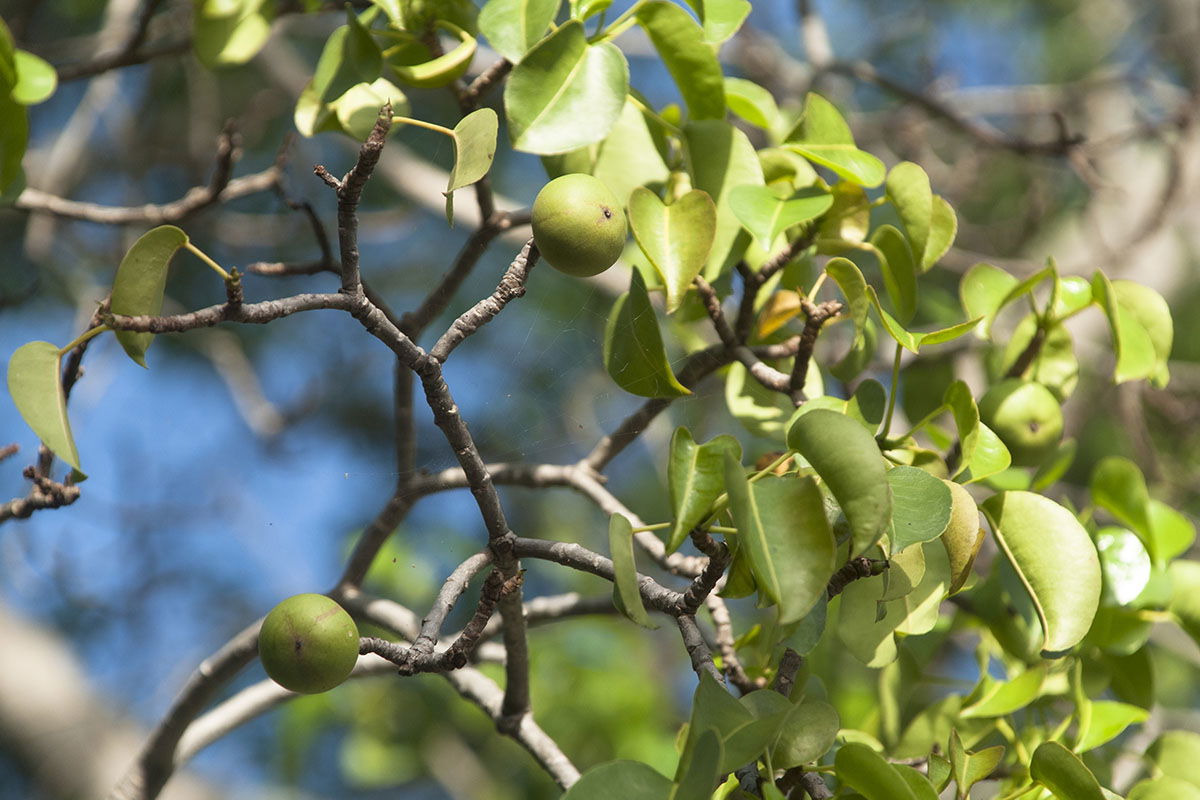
258,593 -> 360,694
531,174 -> 627,277
978,378 -> 1064,467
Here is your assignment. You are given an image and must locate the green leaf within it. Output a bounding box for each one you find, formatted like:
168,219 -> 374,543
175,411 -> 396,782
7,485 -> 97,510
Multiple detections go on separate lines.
1168,560 -> 1200,648
729,185 -> 832,251
1094,527 -> 1151,606
724,357 -> 822,439
924,194 -> 957,271
981,492 -> 1102,658
960,262 -> 1019,339
824,257 -> 872,380
11,50 -> 56,105
1076,701 -> 1148,752
868,286 -> 980,354
1111,280 -> 1172,387
680,671 -> 753,775
111,225 -> 190,367
589,97 -> 672,211
1147,500 -> 1195,564
949,729 -> 1004,796
724,77 -> 780,130
561,760 -> 673,800
443,108 -> 499,221
671,728 -> 722,800
894,765 -> 940,800
1128,777 -> 1200,800
681,0 -> 751,43
723,463 -> 837,624
684,120 -> 763,279
884,162 -> 931,270
368,0 -> 403,25
784,94 -> 885,187
887,466 -> 952,553
1030,741 -> 1106,800
386,21 -> 477,88
505,20 -> 629,154
1053,274 -> 1093,319
943,481 -> 984,594
193,0 -> 274,68
667,428 -> 741,553
7,341 -> 80,470
1147,731 -> 1200,788
628,187 -> 717,313
331,78 -> 409,140
770,698 -> 840,769
0,92 -> 28,195
870,224 -> 917,325
609,513 -> 657,628
786,408 -> 891,555
1091,271 -> 1158,385
943,380 -> 1012,482
603,269 -> 690,398
636,2 -> 725,121
894,540 -> 951,635
835,742 -> 920,800
477,0 -> 561,63
1091,457 -> 1155,562
846,379 -> 886,431
960,664 -> 1046,718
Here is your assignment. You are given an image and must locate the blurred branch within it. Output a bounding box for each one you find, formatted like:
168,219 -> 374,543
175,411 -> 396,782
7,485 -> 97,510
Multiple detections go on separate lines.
0,467 -> 82,523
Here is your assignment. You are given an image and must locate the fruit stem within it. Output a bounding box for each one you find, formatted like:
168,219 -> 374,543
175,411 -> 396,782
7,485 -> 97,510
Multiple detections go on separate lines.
184,241 -> 231,280
392,116 -> 456,138
58,324 -> 109,355
878,342 -> 903,439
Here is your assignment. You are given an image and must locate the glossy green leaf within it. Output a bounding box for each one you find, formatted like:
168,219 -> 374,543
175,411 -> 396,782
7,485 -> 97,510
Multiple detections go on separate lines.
723,463 -> 837,624
846,379 -> 886,431
667,428 -> 740,552
681,0 -> 751,43
868,286 -> 981,353
949,729 -> 1004,796
961,262 -> 1019,339
636,2 -> 724,121
570,0 -> 613,20
671,728 -> 722,800
1112,280 -> 1172,387
443,108 -> 498,221
684,120 -> 764,279
785,94 -> 885,187
0,92 -> 28,194
477,0 -> 561,63
894,765 -> 940,800
11,50 -> 56,105
1076,701 -> 1147,753
387,21 -> 476,88
924,195 -> 957,270
111,225 -> 190,368
368,0 -> 403,25
1128,777 -> 1200,800
1168,560 -> 1200,648
787,409 -> 891,555
724,77 -> 780,130
1147,499 -> 1195,564
1147,731 -> 1200,787
944,380 -> 1012,482
194,0 -> 274,68
1091,271 -> 1158,385
1053,274 -> 1093,319
1091,457 -> 1155,562
609,513 -> 656,628
981,492 -> 1102,658
629,187 -> 717,313
505,20 -> 628,154
332,78 -> 408,140
561,760 -> 673,799
837,572 -> 903,666
1094,527 -> 1151,606
885,162 -> 932,270
1031,438 -> 1076,491
961,664 -> 1046,718
589,98 -> 671,210
724,357 -> 822,439
824,257 -> 872,380
729,185 -> 832,250
871,224 -> 917,325
296,16 -> 384,136
894,540 -> 951,635
1030,741 -> 1105,800
879,542 -> 925,602
7,341 -> 80,470
603,270 -> 690,398
887,466 -> 952,553
680,671 -> 768,776
943,480 -> 984,594
770,698 -> 839,769
835,742 -> 920,800
816,181 -> 870,251
999,316 -> 1079,400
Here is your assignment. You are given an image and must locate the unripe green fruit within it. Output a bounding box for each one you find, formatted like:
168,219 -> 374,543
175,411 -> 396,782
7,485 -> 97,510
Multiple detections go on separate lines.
978,378 -> 1064,467
531,174 -> 627,277
258,594 -> 359,694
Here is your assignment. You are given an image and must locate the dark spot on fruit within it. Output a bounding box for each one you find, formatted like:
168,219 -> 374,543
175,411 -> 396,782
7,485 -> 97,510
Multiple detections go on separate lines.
1029,422 -> 1040,433
294,639 -> 303,653
602,206 -> 613,219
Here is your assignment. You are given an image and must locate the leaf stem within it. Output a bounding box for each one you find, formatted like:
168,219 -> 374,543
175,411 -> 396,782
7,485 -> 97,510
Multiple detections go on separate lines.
627,94 -> 683,138
807,271 -> 828,300
392,116 -> 456,138
878,342 -> 903,438
751,450 -> 794,482
708,525 -> 739,535
184,242 -> 231,280
629,522 -> 671,533
591,0 -> 645,42
58,324 -> 109,355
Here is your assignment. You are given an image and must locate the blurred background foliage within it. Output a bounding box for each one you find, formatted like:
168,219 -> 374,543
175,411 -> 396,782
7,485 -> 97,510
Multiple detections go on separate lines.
0,0 -> 1198,797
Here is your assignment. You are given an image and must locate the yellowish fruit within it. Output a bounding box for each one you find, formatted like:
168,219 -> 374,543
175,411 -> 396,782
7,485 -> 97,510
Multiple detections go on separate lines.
531,174 -> 627,277
978,378 -> 1064,467
259,594 -> 359,694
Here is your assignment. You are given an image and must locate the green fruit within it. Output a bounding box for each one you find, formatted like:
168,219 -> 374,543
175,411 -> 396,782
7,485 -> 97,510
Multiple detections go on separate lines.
978,378 -> 1064,467
531,173 -> 627,277
259,594 -> 360,694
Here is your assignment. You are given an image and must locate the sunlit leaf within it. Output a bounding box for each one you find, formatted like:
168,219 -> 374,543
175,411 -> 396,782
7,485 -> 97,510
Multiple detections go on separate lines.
684,120 -> 763,279
1147,731 -> 1200,789
835,742 -> 920,800
729,185 -> 832,251
887,466 -> 952,553
603,269 -> 690,398
11,50 -> 56,105
1112,279 -> 1172,387
636,2 -> 724,121
871,224 -> 917,325
478,0 -> 560,62
1091,457 -> 1155,562
561,760 -> 672,799
885,162 -> 931,270
785,94 -> 885,187
194,0 -> 274,68
1094,527 -> 1151,606
609,513 -> 657,628
111,225 -> 190,367
387,21 -> 477,88
671,728 -> 722,800
724,77 -> 780,130
1091,270 -> 1157,385
942,480 -> 984,594
944,380 -> 1012,482
961,664 -> 1046,718
681,0 -> 751,43
667,428 -> 741,552
1030,741 -> 1105,800
444,108 -> 499,221
1076,701 -> 1148,753
628,187 -> 716,313
7,341 -> 80,470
